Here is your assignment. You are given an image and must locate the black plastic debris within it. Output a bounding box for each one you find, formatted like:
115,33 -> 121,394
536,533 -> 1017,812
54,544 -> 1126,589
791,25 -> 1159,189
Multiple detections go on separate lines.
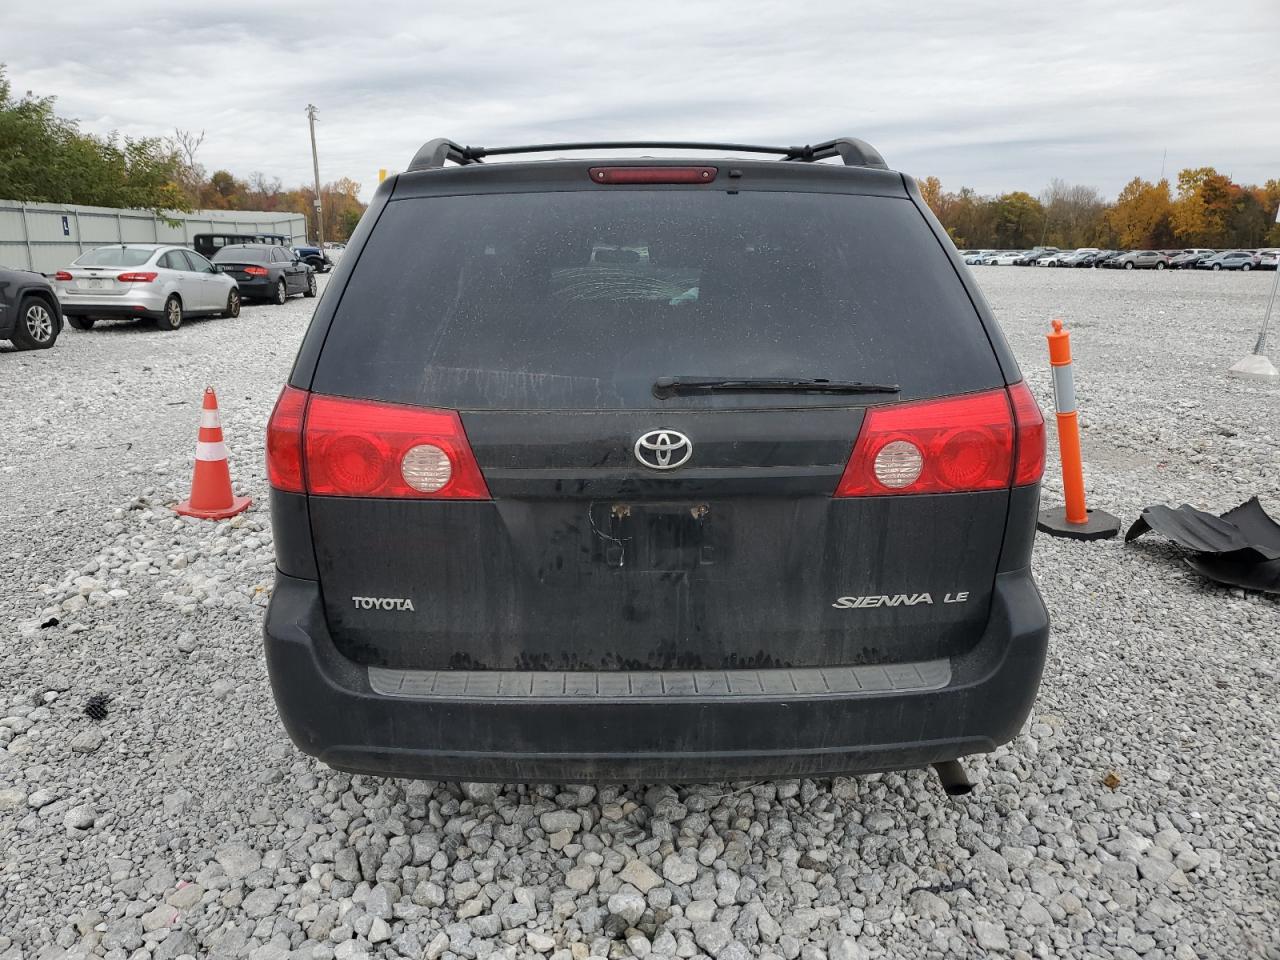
39,616 -> 59,629
1126,497 -> 1280,594
83,694 -> 111,721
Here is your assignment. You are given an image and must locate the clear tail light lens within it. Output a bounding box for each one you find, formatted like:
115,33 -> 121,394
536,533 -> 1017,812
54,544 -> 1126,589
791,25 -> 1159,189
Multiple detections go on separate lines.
835,388 -> 1015,497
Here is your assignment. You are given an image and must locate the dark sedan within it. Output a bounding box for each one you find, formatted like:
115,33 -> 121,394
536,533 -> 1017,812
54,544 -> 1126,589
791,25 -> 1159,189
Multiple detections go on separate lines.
0,267 -> 62,350
211,245 -> 316,303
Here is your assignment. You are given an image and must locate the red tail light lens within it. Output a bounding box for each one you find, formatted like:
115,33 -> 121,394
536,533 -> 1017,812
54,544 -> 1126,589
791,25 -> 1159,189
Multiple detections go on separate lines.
835,388 -> 1014,497
266,389 -> 491,499
243,266 -> 268,276
589,166 -> 718,184
1008,381 -> 1045,486
266,386 -> 309,493
117,271 -> 158,283
54,271 -> 73,281
304,394 -> 490,500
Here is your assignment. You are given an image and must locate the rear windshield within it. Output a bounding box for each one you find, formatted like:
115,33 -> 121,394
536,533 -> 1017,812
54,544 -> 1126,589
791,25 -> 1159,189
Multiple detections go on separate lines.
75,247 -> 153,267
213,246 -> 269,262
314,190 -> 1003,409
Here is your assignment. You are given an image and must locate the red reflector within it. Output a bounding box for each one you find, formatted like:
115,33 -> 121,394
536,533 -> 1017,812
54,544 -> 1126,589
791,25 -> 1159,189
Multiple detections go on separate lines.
266,386 -> 309,493
589,166 -> 717,184
117,271 -> 158,283
835,388 -> 1014,497
54,271 -> 72,281
304,394 -> 490,500
1008,380 -> 1046,486
243,265 -> 268,276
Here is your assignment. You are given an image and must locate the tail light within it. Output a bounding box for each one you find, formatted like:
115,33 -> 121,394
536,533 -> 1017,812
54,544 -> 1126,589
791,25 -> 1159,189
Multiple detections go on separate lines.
835,387 -> 1021,497
1007,381 -> 1045,485
243,266 -> 268,276
117,271 -> 158,283
54,271 -> 72,281
265,388 -> 490,500
266,386 -> 308,493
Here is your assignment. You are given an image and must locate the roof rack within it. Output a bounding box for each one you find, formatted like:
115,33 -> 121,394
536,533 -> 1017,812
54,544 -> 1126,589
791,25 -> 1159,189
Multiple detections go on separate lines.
405,137 -> 887,172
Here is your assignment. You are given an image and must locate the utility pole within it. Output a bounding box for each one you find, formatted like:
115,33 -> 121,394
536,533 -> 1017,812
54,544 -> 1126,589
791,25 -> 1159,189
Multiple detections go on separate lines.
306,104 -> 324,249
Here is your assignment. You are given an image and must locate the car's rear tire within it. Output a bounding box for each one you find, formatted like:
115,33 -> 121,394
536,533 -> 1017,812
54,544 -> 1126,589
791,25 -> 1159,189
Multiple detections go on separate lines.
274,280 -> 287,305
156,295 -> 183,331
304,273 -> 317,298
66,315 -> 96,331
1156,262 -> 1166,270
11,296 -> 58,350
1124,261 -> 1134,270
223,289 -> 241,318
1242,263 -> 1251,272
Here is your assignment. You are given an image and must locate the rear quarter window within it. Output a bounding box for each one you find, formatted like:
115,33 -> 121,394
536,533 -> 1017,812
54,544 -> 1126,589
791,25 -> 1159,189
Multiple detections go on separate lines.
313,189 -> 1004,409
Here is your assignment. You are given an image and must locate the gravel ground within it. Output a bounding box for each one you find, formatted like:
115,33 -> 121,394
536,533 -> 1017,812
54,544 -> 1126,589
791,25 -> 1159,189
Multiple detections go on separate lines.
1,268 -> 1277,960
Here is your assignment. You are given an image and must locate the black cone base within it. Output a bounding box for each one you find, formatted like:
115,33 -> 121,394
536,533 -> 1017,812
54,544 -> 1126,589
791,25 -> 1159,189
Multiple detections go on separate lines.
1037,506 -> 1121,541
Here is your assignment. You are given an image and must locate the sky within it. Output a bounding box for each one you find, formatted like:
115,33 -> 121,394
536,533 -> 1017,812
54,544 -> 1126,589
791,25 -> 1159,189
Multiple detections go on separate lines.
4,0 -> 1277,203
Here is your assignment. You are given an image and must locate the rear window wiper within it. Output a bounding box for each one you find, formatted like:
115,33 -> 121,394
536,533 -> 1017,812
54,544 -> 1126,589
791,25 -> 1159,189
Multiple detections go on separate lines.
653,376 -> 900,399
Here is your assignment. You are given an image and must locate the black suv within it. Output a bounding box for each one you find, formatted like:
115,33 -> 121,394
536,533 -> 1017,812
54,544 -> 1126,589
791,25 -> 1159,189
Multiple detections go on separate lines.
264,137 -> 1050,785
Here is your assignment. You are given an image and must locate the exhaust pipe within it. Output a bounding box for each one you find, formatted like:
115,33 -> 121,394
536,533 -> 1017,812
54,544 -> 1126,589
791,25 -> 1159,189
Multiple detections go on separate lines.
932,760 -> 974,797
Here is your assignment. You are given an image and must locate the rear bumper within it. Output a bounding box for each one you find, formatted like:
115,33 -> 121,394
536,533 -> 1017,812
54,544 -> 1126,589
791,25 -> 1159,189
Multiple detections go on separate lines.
59,290 -> 166,317
235,278 -> 277,297
262,570 -> 1049,782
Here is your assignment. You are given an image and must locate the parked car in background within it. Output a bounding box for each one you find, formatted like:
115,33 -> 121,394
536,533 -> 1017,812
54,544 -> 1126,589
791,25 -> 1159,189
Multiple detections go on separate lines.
963,250 -> 995,265
54,244 -> 241,330
1107,250 -> 1169,270
1170,249 -> 1216,269
1057,251 -> 1094,267
1093,251 -> 1125,268
212,245 -> 316,303
1197,251 -> 1258,271
989,251 -> 1025,265
193,232 -> 291,260
1013,249 -> 1049,266
1254,249 -> 1278,270
0,266 -> 62,350
292,245 -> 333,273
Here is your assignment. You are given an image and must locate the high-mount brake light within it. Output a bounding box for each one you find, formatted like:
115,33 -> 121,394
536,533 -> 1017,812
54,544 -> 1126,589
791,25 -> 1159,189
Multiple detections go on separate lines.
243,265 -> 269,276
835,388 -> 1016,497
589,166 -> 718,185
303,394 -> 490,500
54,271 -> 72,281
1008,380 -> 1046,485
117,271 -> 158,283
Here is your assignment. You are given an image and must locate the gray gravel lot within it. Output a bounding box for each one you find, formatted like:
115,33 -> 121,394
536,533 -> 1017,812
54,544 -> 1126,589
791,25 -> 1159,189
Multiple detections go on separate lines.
1,269 -> 1277,960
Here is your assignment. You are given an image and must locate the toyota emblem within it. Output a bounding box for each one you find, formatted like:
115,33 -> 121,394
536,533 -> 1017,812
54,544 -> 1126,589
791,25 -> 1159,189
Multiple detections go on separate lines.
634,429 -> 693,470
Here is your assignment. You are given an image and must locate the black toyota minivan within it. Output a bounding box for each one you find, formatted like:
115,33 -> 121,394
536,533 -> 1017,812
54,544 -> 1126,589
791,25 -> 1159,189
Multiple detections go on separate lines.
263,137 -> 1050,784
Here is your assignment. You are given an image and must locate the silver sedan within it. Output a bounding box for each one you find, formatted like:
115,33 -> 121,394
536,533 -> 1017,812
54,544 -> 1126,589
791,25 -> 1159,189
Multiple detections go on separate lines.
54,244 -> 241,331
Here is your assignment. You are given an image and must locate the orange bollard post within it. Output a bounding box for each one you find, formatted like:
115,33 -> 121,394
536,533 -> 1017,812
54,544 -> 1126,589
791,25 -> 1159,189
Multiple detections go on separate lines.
1036,319 -> 1119,541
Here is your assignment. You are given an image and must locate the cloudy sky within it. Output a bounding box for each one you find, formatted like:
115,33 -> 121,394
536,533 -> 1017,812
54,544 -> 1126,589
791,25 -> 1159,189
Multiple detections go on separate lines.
5,1 -> 1276,201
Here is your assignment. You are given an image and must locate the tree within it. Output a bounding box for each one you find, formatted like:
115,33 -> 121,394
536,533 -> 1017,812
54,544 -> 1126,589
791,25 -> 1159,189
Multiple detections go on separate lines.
1106,177 -> 1173,248
0,64 -> 190,217
1171,167 -> 1236,247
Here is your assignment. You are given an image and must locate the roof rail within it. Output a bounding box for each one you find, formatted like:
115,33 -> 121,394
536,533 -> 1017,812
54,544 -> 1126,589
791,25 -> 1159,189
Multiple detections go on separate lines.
405,138 -> 888,172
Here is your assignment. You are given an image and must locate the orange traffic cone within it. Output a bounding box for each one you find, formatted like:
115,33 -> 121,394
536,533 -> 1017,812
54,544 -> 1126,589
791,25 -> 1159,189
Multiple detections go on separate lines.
175,387 -> 251,520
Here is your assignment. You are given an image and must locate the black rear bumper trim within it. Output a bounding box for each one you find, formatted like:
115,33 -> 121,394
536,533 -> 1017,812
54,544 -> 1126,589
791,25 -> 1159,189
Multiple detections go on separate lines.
263,569 -> 1048,782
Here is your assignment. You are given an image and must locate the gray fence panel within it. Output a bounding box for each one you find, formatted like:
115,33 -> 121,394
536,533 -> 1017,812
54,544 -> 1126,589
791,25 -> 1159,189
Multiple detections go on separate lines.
0,201 -> 308,273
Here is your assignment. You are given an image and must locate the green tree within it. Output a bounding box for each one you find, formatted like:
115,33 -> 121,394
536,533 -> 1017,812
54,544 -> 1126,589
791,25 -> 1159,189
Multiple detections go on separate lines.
0,64 -> 189,216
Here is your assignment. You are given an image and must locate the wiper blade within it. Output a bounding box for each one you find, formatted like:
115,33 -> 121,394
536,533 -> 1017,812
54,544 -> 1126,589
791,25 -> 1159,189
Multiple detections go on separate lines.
653,376 -> 900,399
